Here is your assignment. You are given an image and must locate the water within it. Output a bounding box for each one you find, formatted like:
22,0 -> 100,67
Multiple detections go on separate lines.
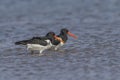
0,0 -> 120,80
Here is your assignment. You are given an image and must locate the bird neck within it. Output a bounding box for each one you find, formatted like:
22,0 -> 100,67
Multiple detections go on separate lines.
59,32 -> 68,42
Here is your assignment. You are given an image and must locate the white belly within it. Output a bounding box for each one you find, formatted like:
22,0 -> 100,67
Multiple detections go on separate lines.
27,40 -> 52,51
27,44 -> 48,50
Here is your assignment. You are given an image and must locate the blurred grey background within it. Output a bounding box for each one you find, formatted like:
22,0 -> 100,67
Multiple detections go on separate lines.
0,0 -> 120,80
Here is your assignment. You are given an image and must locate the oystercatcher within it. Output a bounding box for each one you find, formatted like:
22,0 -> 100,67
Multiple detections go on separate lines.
15,32 -> 61,56
52,28 -> 78,50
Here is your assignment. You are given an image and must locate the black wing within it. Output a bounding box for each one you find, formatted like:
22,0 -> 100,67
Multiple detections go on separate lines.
32,36 -> 48,40
28,39 -> 48,46
15,38 -> 48,46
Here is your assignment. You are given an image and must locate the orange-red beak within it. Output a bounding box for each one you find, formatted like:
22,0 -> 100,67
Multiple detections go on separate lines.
54,35 -> 64,43
67,32 -> 78,39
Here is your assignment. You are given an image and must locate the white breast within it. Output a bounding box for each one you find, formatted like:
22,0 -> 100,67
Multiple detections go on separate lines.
52,42 -> 64,50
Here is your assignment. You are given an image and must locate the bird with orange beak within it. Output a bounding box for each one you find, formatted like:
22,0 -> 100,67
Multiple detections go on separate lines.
15,32 -> 62,56
52,28 -> 78,50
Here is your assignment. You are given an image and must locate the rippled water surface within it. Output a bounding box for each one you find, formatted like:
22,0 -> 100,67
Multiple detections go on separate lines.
0,0 -> 120,80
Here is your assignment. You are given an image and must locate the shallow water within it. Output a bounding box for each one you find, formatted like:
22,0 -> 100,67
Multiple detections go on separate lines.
0,0 -> 120,80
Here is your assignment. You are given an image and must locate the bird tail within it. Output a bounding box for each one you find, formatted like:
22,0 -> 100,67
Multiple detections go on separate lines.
15,40 -> 30,45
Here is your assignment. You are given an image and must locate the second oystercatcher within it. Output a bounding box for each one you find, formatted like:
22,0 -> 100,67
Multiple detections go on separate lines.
52,28 -> 78,50
15,32 -> 61,56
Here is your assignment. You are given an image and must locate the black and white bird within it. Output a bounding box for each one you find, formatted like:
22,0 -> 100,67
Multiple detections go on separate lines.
52,28 -> 78,50
15,32 -> 61,56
